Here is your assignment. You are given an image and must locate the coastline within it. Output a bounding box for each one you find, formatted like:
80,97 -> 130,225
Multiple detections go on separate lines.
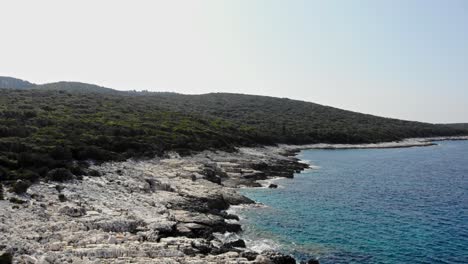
0,146 -> 310,263
277,136 -> 468,151
1,136 -> 467,263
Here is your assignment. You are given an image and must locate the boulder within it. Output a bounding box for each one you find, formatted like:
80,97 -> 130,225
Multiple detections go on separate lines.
201,164 -> 226,184
59,206 -> 86,217
224,239 -> 246,248
242,171 -> 267,180
255,255 -> 273,264
222,191 -> 254,205
241,251 -> 259,261
190,239 -> 212,254
263,251 -> 296,264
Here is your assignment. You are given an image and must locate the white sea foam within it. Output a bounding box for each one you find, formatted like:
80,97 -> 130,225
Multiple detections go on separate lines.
227,203 -> 268,215
303,164 -> 320,171
297,158 -> 320,170
256,177 -> 285,188
244,237 -> 281,253
212,232 -> 241,244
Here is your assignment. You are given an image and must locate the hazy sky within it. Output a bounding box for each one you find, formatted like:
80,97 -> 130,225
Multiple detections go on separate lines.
1,0 -> 467,123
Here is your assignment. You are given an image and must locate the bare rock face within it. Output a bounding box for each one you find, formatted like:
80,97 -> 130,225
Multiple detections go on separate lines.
0,147 -> 311,263
223,190 -> 255,205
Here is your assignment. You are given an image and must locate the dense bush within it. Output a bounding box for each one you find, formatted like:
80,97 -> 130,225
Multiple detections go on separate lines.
16,170 -> 40,182
46,168 -> 74,182
9,197 -> 26,204
58,193 -> 66,202
0,88 -> 259,186
10,180 -> 32,194
0,252 -> 13,264
0,166 -> 8,181
148,93 -> 468,144
87,169 -> 101,177
0,183 -> 4,200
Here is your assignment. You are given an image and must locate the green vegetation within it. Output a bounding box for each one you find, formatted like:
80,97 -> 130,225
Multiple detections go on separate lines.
444,123 -> 468,130
58,193 -> 67,202
8,197 -> 26,205
0,77 -> 467,187
10,180 -> 32,194
146,93 -> 467,144
46,168 -> 75,182
0,87 -> 258,187
0,252 -> 13,264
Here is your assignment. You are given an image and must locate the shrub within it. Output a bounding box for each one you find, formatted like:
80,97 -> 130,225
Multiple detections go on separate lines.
87,169 -> 101,177
76,146 -> 116,161
17,170 -> 40,182
0,166 -> 8,181
55,185 -> 65,194
11,180 -> 32,194
0,183 -> 4,200
51,146 -> 73,160
36,167 -> 50,177
9,197 -> 26,204
17,152 -> 54,168
46,168 -> 74,182
70,165 -> 85,176
58,193 -> 66,202
0,252 -> 13,264
0,157 -> 17,169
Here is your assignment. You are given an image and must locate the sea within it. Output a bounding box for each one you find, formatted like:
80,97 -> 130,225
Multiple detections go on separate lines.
236,140 -> 468,264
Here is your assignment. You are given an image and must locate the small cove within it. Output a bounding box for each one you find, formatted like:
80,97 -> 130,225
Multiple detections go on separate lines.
238,141 -> 468,263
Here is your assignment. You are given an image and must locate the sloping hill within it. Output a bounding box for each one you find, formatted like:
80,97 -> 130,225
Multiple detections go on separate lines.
0,78 -> 466,187
24,81 -> 464,144
138,92 -> 466,144
0,88 -> 257,186
32,81 -> 121,94
0,76 -> 35,89
444,123 -> 468,130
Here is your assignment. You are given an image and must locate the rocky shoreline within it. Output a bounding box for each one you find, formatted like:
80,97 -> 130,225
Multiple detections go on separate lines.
0,146 -> 315,264
1,137 -> 466,264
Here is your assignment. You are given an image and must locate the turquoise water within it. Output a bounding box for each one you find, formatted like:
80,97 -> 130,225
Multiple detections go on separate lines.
239,141 -> 468,264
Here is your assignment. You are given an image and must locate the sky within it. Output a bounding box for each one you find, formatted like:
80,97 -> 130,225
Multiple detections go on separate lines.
1,0 -> 467,123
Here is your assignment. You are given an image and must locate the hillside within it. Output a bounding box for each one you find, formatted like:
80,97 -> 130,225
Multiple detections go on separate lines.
140,92 -> 466,144
32,81 -> 121,94
0,76 -> 35,89
444,123 -> 468,130
0,78 -> 467,190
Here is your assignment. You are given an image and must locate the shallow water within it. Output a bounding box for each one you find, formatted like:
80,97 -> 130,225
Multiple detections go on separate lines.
239,140 -> 468,263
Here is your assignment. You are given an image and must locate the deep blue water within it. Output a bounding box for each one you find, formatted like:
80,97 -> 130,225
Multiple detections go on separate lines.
239,141 -> 468,264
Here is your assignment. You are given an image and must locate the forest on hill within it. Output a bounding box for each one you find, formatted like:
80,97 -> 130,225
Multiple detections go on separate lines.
0,77 -> 467,192
141,92 -> 466,144
445,123 -> 468,130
